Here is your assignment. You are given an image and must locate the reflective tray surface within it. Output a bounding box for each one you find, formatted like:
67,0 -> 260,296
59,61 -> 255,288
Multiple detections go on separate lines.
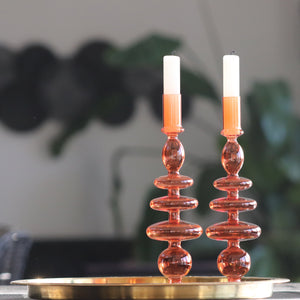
12,276 -> 289,299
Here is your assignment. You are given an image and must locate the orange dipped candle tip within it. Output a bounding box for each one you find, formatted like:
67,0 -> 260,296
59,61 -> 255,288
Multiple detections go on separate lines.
222,96 -> 241,136
163,94 -> 182,134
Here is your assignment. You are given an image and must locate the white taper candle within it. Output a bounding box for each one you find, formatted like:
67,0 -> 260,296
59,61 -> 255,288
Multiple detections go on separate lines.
223,54 -> 240,97
163,55 -> 180,94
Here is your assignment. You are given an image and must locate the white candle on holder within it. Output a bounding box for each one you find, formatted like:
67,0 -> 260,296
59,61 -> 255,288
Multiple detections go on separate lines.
162,55 -> 182,133
163,55 -> 180,94
222,53 -> 242,136
223,54 -> 240,97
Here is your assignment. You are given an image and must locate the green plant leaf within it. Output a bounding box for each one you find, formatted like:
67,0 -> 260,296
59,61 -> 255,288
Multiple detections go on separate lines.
280,119 -> 300,182
287,184 -> 300,206
248,244 -> 281,277
105,34 -> 181,68
279,155 -> 300,182
244,154 -> 286,192
264,194 -> 298,230
247,81 -> 293,147
181,68 -> 219,102
267,232 -> 300,280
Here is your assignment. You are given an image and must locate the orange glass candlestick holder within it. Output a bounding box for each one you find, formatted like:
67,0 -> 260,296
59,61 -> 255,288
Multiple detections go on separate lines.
206,129 -> 261,282
147,125 -> 202,284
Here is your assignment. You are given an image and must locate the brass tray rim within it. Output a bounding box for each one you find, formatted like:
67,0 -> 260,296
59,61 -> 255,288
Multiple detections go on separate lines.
12,276 -> 290,286
11,276 -> 290,300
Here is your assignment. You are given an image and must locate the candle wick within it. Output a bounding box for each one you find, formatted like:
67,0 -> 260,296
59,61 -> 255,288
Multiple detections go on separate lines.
171,50 -> 177,55
230,50 -> 237,55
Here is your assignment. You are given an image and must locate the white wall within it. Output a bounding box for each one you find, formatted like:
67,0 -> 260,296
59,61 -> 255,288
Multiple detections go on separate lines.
0,0 -> 298,238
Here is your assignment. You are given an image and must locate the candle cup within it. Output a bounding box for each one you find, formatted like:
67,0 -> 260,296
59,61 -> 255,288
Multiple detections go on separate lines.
221,96 -> 243,137
162,94 -> 183,134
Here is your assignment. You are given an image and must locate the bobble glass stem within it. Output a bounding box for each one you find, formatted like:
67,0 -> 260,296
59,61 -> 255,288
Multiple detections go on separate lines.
206,130 -> 261,282
146,126 -> 202,283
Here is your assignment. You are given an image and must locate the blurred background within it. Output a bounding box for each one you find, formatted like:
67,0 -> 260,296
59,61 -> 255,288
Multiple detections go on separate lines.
0,0 -> 299,282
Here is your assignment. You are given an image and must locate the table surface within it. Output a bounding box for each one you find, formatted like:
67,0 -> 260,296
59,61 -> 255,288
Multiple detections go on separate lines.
0,283 -> 300,300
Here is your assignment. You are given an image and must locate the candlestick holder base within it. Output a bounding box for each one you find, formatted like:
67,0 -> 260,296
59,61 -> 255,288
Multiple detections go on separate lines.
13,276 -> 289,299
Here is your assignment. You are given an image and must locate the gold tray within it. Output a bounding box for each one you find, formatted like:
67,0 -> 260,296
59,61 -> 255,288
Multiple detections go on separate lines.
12,276 -> 289,299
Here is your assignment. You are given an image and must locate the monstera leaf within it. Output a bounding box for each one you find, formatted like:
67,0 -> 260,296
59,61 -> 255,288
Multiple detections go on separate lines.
181,68 -> 219,102
105,34 -> 181,68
